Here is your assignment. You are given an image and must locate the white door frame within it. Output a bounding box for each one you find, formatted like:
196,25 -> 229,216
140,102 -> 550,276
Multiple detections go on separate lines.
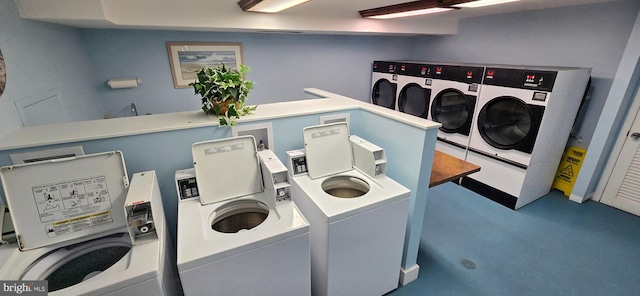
593,82 -> 640,202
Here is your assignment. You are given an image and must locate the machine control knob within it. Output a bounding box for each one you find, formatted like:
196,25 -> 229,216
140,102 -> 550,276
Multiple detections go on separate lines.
631,132 -> 640,139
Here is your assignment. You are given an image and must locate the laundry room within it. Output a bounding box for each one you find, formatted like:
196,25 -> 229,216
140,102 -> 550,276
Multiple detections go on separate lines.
1,0 -> 640,295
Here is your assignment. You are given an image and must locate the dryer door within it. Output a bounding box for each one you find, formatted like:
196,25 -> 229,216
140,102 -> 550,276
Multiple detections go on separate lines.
431,88 -> 476,136
398,83 -> 430,118
372,79 -> 396,109
477,96 -> 544,154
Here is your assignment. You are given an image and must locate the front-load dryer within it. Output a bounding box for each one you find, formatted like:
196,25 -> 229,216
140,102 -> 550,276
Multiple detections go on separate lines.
0,153 -> 180,295
371,61 -> 399,110
428,64 -> 484,160
290,122 -> 410,296
463,66 -> 591,209
176,136 -> 310,296
396,62 -> 432,118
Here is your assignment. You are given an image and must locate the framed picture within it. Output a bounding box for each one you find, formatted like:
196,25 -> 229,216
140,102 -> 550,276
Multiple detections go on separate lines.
167,42 -> 243,88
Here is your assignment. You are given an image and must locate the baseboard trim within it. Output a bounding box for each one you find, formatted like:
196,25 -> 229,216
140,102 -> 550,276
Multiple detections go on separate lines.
570,192 -> 593,203
399,264 -> 420,286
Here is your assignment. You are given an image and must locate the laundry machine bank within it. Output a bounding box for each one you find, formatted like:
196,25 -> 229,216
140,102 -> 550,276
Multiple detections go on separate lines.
371,61 -> 399,110
462,66 -> 591,209
0,152 -> 180,295
390,61 -> 484,160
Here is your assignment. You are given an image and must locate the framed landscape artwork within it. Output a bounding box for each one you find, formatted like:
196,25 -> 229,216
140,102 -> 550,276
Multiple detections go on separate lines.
167,42 -> 243,88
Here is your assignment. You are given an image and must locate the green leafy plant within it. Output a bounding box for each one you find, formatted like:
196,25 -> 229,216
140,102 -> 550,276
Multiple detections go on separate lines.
189,64 -> 256,126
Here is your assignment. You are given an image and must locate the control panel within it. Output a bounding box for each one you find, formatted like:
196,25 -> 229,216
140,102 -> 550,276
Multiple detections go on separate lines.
125,171 -> 160,245
175,168 -> 199,201
126,202 -> 155,237
286,149 -> 308,177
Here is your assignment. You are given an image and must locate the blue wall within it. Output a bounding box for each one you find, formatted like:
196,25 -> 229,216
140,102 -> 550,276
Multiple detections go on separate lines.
3,0 -> 640,175
0,1 -> 104,136
0,0 -> 416,135
81,29 -> 415,117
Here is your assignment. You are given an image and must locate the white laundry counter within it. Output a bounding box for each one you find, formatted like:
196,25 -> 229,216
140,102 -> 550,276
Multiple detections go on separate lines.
0,89 -> 435,151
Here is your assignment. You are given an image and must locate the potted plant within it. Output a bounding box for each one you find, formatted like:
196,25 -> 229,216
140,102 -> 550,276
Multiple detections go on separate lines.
189,64 -> 256,126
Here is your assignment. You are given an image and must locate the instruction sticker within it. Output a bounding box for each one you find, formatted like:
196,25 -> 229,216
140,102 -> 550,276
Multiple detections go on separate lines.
45,210 -> 113,238
311,128 -> 341,139
204,143 -> 245,155
32,175 -> 113,225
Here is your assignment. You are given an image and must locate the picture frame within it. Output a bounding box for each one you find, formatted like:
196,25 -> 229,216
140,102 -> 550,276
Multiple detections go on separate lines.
167,42 -> 243,88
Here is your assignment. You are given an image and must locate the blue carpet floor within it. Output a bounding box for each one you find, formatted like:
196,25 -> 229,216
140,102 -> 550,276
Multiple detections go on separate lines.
389,182 -> 640,296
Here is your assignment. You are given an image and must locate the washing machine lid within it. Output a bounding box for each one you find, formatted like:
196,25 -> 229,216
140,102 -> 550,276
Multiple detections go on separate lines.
192,136 -> 264,205
303,122 -> 353,179
0,151 -> 129,251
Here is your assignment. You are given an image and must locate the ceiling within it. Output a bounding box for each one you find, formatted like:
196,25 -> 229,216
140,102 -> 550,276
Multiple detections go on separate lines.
16,0 -> 623,35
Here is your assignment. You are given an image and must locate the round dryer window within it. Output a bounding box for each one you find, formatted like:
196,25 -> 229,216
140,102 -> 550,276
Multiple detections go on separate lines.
398,83 -> 429,118
477,96 -> 533,149
372,79 -> 396,109
0,49 -> 5,97
432,89 -> 471,132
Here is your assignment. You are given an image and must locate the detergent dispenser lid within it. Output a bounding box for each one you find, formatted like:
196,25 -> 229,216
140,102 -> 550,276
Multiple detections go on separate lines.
0,151 -> 129,251
303,122 -> 353,179
192,136 -> 264,205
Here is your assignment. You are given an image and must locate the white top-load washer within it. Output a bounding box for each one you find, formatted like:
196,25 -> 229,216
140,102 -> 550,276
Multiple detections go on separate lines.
0,152 -> 179,295
290,122 -> 410,296
176,136 -> 310,296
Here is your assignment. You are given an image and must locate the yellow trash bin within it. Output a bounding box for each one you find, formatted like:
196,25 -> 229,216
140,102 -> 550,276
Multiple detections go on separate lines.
552,146 -> 587,197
